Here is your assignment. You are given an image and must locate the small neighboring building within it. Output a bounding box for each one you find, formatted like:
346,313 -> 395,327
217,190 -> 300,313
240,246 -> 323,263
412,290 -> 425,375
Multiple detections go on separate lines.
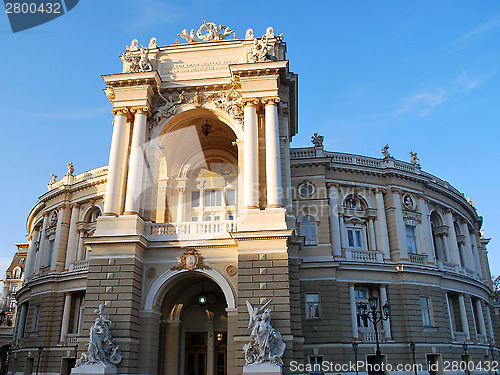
1,243 -> 27,327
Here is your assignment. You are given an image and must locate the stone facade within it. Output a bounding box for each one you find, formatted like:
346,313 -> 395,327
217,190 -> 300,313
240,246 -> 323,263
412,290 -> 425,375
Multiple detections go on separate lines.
10,23 -> 497,375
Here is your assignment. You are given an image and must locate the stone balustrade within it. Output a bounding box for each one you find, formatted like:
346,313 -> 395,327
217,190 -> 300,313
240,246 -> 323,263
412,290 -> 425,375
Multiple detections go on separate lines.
146,220 -> 237,241
345,250 -> 383,263
359,330 -> 384,343
71,259 -> 89,272
408,253 -> 427,265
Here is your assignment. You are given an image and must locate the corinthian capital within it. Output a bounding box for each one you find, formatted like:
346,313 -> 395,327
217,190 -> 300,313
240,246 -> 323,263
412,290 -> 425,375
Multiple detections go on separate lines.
130,106 -> 150,116
243,98 -> 260,107
262,96 -> 281,105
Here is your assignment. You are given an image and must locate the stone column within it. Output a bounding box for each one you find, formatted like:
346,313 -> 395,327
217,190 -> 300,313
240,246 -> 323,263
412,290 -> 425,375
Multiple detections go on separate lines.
379,285 -> 392,339
445,293 -> 455,335
349,284 -> 359,339
76,230 -> 85,260
65,204 -> 80,270
458,294 -> 470,340
207,317 -> 215,375
51,204 -> 66,271
124,107 -> 148,216
486,305 -> 495,344
281,108 -> 292,214
472,240 -> 483,278
226,308 -> 238,375
264,97 -> 282,208
339,214 -> 347,250
59,293 -> 72,343
444,209 -> 461,265
368,218 -> 377,251
176,188 -> 186,223
243,100 -> 259,209
374,189 -> 390,259
418,196 -> 435,262
25,227 -> 40,279
103,109 -> 129,216
34,213 -> 49,275
460,221 -> 475,270
442,234 -> 451,262
328,184 -> 342,256
476,299 -> 487,341
392,188 -> 409,260
16,303 -> 27,341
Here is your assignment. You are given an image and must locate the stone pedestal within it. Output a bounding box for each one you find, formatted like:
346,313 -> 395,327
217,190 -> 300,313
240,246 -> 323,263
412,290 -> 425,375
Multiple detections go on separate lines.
243,363 -> 283,374
70,363 -> 117,375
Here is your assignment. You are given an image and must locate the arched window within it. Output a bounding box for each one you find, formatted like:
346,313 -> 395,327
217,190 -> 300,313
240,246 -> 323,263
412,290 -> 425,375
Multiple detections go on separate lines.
86,207 -> 101,223
300,215 -> 317,246
13,267 -> 22,279
430,212 -> 445,261
344,195 -> 367,212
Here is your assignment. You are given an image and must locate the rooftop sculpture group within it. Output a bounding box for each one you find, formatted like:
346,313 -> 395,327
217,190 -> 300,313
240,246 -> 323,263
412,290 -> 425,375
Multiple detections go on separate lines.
178,19 -> 235,43
119,38 -> 156,73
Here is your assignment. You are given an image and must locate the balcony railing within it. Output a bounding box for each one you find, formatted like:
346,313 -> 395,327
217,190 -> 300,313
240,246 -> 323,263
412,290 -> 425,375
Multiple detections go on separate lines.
359,330 -> 384,343
345,250 -> 383,263
408,253 -> 427,265
66,333 -> 81,345
71,259 -> 89,272
146,220 -> 237,241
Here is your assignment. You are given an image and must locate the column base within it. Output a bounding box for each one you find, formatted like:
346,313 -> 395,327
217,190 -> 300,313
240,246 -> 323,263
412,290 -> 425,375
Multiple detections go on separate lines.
123,211 -> 140,216
102,213 -> 118,217
244,206 -> 260,209
243,363 -> 283,374
266,204 -> 283,209
71,363 -> 117,375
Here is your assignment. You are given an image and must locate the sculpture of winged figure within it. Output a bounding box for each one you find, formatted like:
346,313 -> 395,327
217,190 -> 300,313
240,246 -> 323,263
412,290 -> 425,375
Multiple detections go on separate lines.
243,299 -> 285,367
76,304 -> 122,367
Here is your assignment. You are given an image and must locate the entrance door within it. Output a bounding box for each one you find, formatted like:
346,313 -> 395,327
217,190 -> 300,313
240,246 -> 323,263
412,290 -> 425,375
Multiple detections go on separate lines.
185,333 -> 207,375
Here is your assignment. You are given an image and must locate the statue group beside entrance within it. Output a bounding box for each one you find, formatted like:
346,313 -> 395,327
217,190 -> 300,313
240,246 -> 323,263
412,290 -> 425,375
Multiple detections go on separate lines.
243,300 -> 285,374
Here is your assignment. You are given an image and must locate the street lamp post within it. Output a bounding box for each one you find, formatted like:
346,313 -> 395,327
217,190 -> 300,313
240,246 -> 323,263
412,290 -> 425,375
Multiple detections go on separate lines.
35,346 -> 43,375
410,341 -> 417,375
352,342 -> 359,375
358,295 -> 391,366
489,344 -> 498,375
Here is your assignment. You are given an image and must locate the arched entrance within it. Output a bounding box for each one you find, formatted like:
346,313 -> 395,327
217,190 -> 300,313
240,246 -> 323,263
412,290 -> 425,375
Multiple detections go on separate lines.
158,273 -> 228,375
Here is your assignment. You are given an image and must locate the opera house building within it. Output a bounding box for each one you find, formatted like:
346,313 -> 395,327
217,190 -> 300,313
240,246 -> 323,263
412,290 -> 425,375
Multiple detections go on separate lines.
10,22 -> 497,375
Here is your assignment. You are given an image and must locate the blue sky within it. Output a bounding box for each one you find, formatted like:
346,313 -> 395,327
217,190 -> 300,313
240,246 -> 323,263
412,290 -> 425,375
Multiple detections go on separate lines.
0,1 -> 498,278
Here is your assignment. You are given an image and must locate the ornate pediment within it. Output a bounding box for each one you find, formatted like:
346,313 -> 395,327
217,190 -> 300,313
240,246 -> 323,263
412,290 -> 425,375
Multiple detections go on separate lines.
171,249 -> 211,271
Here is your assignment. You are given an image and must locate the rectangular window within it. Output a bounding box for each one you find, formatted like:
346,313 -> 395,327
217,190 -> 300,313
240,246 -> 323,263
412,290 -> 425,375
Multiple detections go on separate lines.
226,189 -> 235,206
9,301 -> 16,312
420,296 -> 433,326
191,191 -> 200,207
347,228 -> 363,249
191,216 -> 198,222
305,293 -> 320,320
406,225 -> 418,254
308,356 -> 324,375
46,239 -> 54,267
204,216 -> 212,222
33,306 -> 40,332
228,214 -> 234,221
204,190 -> 221,207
